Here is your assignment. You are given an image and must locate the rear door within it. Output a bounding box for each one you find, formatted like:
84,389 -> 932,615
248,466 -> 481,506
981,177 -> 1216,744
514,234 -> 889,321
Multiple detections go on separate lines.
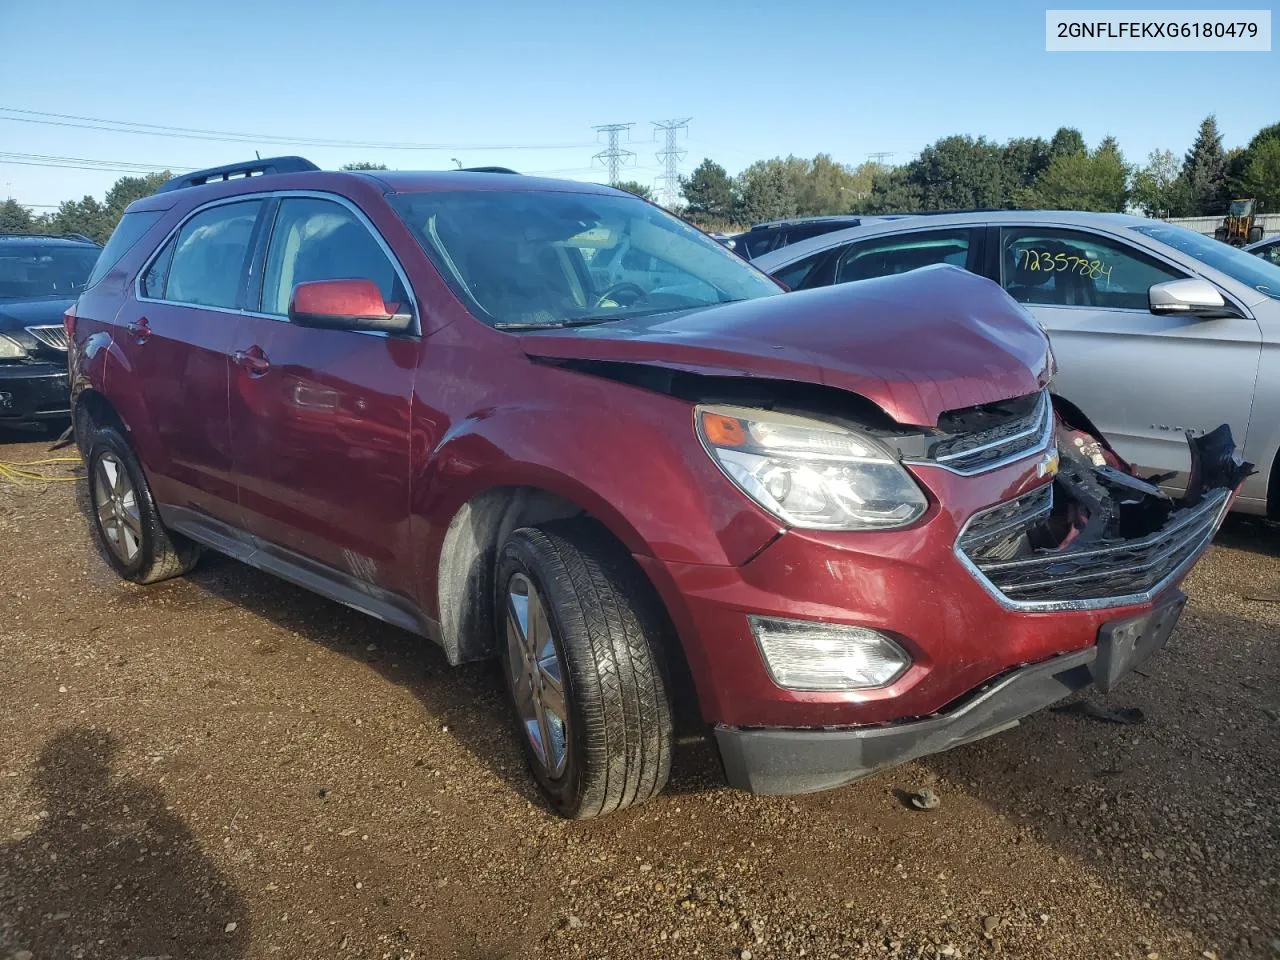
228,193 -> 421,604
122,197 -> 265,524
993,225 -> 1263,481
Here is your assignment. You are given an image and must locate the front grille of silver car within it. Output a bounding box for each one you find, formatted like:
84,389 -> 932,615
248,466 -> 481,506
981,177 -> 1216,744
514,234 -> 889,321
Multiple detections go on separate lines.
25,324 -> 69,352
913,390 -> 1052,475
956,486 -> 1231,611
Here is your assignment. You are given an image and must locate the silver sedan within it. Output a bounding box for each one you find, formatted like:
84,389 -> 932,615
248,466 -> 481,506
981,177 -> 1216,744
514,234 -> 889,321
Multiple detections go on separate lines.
755,211 -> 1280,517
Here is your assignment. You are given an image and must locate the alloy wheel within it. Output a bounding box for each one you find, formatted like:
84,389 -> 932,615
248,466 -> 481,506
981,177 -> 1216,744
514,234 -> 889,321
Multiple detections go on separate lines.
505,572 -> 570,778
93,451 -> 142,564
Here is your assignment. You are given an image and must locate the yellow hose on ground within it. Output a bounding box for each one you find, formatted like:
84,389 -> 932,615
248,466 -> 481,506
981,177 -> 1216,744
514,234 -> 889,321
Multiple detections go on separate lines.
0,456 -> 83,486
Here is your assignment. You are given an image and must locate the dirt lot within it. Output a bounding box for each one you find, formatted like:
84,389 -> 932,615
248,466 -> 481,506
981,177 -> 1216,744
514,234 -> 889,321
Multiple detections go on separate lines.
1,430 -> 1277,960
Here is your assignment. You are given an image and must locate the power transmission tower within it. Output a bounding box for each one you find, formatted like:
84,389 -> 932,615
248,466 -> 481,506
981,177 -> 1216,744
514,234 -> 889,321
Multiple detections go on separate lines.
592,123 -> 636,186
867,152 -> 895,164
652,118 -> 691,207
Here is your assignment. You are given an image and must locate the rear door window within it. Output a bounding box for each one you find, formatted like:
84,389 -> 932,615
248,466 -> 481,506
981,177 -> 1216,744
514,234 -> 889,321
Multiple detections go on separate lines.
1000,227 -> 1183,310
152,200 -> 263,309
834,229 -> 975,284
771,249 -> 832,291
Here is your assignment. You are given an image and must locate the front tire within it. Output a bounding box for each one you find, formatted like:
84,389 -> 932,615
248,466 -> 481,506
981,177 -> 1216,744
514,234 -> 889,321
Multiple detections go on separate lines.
86,426 -> 201,584
496,522 -> 674,818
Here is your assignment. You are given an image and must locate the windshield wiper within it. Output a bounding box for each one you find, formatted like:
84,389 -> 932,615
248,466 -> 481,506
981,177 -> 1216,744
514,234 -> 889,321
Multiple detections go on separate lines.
494,317 -> 626,331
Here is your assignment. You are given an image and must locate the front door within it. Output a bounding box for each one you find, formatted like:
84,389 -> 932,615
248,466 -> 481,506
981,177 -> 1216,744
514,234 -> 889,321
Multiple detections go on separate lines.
996,225 -> 1263,482
228,194 -> 420,603
121,197 -> 265,523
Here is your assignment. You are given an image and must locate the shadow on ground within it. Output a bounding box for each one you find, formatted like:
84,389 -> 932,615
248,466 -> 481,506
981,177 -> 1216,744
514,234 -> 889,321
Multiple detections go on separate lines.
0,729 -> 251,959
182,550 -> 726,809
1215,513 -> 1280,559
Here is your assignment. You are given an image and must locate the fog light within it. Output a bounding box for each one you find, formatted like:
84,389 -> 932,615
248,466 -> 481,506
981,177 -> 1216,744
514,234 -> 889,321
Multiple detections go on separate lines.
749,615 -> 911,691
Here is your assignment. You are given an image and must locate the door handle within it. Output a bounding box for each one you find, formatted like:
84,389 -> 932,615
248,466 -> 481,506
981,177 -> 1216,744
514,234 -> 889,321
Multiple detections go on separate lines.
126,317 -> 151,343
232,346 -> 271,377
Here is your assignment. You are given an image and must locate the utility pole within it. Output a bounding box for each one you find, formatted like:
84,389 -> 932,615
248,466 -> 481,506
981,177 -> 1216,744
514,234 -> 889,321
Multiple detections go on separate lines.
652,118 -> 691,207
592,123 -> 636,186
867,152 -> 895,164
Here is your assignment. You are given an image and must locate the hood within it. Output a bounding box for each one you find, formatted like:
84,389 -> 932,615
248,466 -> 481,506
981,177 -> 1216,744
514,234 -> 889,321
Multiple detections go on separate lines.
0,297 -> 75,332
522,264 -> 1053,427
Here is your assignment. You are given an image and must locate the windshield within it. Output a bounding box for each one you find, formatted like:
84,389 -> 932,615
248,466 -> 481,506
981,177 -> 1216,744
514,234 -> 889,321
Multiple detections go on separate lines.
1131,222 -> 1280,301
389,190 -> 780,327
1229,200 -> 1253,217
0,244 -> 101,301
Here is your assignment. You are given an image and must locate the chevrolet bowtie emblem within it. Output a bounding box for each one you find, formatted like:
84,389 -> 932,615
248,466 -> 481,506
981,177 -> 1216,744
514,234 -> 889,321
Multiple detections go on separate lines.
1037,448 -> 1060,478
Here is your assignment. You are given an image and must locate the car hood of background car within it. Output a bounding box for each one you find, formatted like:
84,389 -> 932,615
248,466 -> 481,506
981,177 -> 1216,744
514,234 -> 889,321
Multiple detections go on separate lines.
0,297 -> 75,332
521,264 -> 1053,427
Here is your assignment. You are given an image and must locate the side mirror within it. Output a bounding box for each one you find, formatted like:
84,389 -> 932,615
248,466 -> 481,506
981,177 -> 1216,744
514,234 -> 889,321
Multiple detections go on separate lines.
1148,278 -> 1239,319
288,279 -> 414,333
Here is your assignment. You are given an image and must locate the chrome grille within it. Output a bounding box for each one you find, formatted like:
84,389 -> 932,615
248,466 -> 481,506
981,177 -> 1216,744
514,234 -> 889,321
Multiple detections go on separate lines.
957,487 -> 1230,611
958,483 -> 1053,560
25,324 -> 69,352
934,391 -> 1051,473
909,390 -> 1052,476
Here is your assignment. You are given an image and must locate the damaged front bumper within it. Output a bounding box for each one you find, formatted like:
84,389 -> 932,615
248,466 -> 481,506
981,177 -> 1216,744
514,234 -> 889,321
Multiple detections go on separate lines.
702,409 -> 1252,796
956,418 -> 1252,611
718,589 -> 1188,795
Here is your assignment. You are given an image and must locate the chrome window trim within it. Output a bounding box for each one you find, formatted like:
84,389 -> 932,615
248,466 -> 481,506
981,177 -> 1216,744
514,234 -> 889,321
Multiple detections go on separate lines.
904,390 -> 1054,477
953,486 -> 1232,612
133,189 -> 420,339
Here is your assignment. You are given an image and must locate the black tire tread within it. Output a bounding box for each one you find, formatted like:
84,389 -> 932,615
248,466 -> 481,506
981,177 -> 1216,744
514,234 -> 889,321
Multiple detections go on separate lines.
501,521 -> 673,818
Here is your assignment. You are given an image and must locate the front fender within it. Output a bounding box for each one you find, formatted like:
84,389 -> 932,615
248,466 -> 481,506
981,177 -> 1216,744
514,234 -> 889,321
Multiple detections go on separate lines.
412,390 -> 784,615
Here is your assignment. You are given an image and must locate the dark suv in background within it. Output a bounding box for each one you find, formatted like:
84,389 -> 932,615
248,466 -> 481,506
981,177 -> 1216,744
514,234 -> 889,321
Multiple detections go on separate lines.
728,215 -> 911,260
0,233 -> 101,429
66,156 -> 1245,818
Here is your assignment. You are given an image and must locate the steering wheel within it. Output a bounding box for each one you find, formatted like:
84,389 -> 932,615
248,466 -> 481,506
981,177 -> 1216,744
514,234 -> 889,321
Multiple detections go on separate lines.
594,282 -> 647,310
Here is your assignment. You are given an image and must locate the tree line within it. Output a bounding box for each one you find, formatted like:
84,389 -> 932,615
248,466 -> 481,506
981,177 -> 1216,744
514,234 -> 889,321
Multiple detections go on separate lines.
0,162 -> 391,244
679,116 -> 1280,230
2,119 -> 1276,244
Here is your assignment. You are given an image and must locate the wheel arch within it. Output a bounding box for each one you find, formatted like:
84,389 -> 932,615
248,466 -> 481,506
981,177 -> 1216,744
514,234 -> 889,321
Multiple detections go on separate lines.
72,387 -> 127,455
433,484 -> 699,719
1268,443 -> 1280,520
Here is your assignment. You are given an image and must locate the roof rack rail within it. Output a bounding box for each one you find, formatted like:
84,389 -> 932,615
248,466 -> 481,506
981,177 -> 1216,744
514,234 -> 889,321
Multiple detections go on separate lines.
0,232 -> 99,244
155,156 -> 320,194
460,166 -> 520,174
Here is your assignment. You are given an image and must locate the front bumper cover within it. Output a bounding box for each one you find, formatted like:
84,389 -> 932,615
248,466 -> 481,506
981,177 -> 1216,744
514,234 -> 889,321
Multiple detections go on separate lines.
716,590 -> 1187,796
0,362 -> 70,423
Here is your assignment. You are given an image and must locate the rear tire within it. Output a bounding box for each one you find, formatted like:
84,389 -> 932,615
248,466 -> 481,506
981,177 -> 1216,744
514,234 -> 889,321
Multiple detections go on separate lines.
86,426 -> 201,584
1249,226 -> 1265,244
496,521 -> 673,818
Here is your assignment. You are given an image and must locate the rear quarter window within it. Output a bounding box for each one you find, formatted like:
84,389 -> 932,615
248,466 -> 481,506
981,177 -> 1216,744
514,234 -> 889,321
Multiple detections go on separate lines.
86,211 -> 163,288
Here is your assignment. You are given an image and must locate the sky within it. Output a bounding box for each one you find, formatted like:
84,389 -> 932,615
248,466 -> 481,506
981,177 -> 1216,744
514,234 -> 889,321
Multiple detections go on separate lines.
1,0 -> 1275,211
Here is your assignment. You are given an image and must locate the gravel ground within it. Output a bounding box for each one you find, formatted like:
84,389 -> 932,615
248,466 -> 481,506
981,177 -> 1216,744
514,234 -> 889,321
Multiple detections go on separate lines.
0,431 -> 1277,960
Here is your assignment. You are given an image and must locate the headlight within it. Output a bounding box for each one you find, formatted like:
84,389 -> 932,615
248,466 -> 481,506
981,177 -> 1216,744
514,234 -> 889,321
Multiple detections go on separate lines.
0,334 -> 28,360
695,403 -> 927,530
750,615 -> 911,690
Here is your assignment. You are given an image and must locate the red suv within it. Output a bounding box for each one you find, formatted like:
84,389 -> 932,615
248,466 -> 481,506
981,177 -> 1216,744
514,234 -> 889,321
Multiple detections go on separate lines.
68,157 -> 1249,818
